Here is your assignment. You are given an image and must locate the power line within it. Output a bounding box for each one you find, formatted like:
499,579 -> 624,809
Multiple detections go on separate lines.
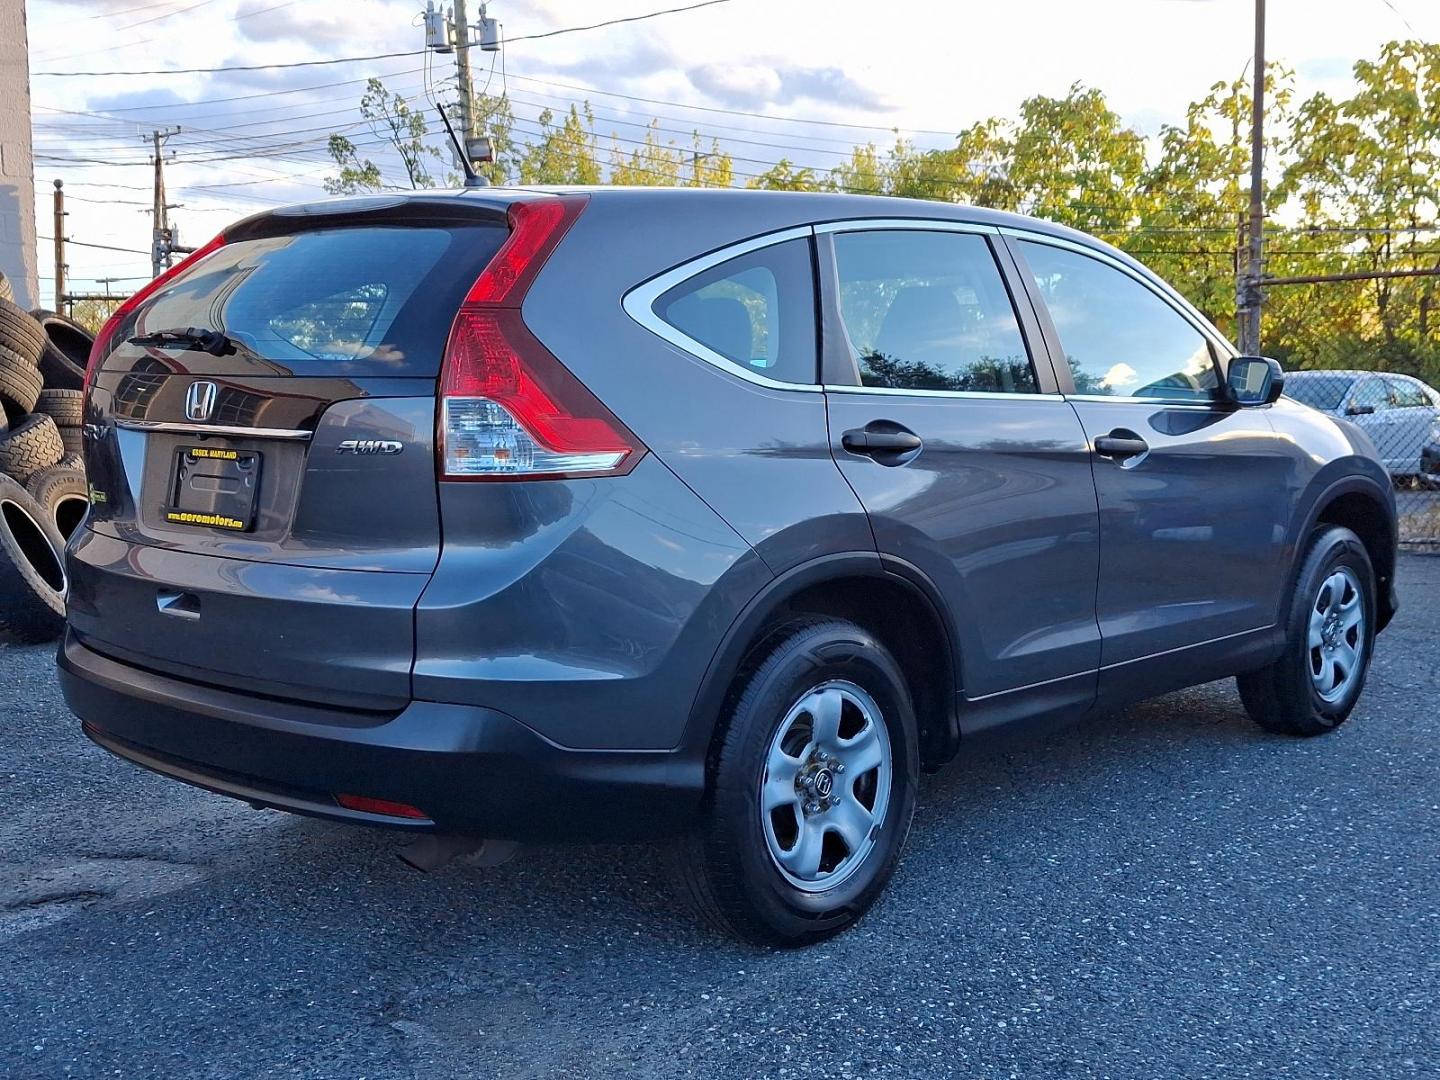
33,0 -> 738,77
38,234 -> 151,255
35,0 -> 301,65
1376,0 -> 1417,35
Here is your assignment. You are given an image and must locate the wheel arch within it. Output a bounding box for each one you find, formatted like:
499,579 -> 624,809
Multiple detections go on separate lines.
683,552 -> 961,778
1295,473 -> 1398,632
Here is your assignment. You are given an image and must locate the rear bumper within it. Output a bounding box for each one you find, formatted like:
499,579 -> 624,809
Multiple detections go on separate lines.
58,632 -> 705,841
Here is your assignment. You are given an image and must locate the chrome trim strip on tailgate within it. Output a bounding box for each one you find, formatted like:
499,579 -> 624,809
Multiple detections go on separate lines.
114,420 -> 313,441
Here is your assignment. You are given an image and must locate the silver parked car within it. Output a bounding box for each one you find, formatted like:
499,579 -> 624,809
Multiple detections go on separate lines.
1284,369 -> 1440,482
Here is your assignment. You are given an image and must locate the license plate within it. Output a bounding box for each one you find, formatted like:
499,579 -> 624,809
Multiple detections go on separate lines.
163,446 -> 262,532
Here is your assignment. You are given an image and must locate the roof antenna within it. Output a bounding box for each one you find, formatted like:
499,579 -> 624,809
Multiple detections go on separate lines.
435,104 -> 486,188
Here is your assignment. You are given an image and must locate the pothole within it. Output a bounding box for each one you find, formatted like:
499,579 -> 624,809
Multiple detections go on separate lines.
0,857 -> 206,938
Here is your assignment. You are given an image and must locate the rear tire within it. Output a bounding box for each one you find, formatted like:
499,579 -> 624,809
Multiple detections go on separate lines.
0,340 -> 43,420
0,298 -> 44,361
26,462 -> 89,539
35,388 -> 84,428
0,474 -> 67,643
1237,525 -> 1376,736
674,618 -> 918,947
0,413 -> 64,485
30,310 -> 91,392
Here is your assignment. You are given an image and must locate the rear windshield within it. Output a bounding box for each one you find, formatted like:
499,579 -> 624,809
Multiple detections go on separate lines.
1284,375 -> 1353,411
126,223 -> 506,377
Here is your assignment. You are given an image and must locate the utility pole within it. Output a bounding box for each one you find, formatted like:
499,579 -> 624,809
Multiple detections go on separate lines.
148,126 -> 181,278
1238,0 -> 1266,355
52,180 -> 66,314
426,1 -> 499,179
452,0 -> 477,146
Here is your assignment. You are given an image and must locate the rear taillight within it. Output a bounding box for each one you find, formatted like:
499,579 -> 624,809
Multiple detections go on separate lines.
438,196 -> 644,481
85,232 -> 227,397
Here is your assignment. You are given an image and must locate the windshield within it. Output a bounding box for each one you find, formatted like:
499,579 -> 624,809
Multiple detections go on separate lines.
1284,375 -> 1353,411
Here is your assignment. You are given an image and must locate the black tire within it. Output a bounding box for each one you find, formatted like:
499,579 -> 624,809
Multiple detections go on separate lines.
0,339 -> 43,419
0,473 -> 67,644
26,463 -> 89,539
58,426 -> 83,457
1237,525 -> 1376,736
0,270 -> 13,304
35,388 -> 84,427
674,618 -> 919,947
0,413 -> 65,485
0,297 -> 44,361
30,310 -> 92,392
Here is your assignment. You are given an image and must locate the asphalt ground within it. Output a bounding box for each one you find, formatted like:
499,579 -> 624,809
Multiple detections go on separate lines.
1,557 -> 1437,1079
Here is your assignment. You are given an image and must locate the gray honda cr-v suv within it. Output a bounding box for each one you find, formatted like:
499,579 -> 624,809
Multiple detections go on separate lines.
60,188 -> 1397,946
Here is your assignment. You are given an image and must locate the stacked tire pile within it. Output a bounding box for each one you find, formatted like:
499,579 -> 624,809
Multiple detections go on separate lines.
0,272 -> 93,644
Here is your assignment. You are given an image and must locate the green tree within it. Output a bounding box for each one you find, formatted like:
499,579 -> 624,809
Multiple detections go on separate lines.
324,78 -> 441,193
519,105 -> 602,185
1279,41 -> 1440,373
69,297 -> 121,334
746,158 -> 819,191
1006,85 -> 1147,242
1129,67 -> 1295,335
609,121 -> 689,185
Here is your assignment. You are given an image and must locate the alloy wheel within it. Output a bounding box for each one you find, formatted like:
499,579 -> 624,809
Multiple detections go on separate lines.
760,680 -> 892,892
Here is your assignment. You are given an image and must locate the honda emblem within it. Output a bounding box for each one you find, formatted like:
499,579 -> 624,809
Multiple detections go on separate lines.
185,381 -> 218,422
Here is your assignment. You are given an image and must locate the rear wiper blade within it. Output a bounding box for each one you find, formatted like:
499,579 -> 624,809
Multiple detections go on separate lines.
128,327 -> 235,357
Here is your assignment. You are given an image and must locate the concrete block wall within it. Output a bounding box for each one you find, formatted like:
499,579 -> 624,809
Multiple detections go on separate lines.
0,0 -> 38,311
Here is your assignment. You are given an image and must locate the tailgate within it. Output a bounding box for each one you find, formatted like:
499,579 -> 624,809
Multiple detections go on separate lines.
71,197 -> 511,702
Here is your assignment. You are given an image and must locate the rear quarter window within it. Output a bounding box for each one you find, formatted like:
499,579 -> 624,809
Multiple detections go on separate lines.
651,237 -> 818,385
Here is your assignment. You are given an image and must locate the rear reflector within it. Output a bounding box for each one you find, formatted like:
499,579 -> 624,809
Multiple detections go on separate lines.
335,793 -> 430,819
438,196 -> 645,481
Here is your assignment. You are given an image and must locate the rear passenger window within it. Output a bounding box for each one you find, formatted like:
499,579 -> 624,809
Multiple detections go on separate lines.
1018,240 -> 1220,402
831,230 -> 1036,393
1387,378 -> 1428,408
654,238 -> 817,385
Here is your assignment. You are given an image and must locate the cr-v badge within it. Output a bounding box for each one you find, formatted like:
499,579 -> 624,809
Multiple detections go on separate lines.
336,439 -> 404,455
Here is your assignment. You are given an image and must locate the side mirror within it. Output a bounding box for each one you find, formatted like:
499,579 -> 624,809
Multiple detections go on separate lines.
1226,356 -> 1284,407
1347,403 -> 1376,416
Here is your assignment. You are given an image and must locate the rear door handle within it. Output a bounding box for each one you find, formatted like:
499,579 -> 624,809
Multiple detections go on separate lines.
841,428 -> 923,454
1093,432 -> 1150,460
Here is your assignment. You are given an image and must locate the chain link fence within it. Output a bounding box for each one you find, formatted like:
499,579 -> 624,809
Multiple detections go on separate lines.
1281,369 -> 1440,546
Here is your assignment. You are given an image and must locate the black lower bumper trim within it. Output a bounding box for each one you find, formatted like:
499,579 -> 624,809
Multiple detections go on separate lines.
59,631 -> 705,841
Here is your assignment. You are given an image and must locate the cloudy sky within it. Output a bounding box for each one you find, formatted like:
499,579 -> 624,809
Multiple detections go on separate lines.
23,0 -> 1440,305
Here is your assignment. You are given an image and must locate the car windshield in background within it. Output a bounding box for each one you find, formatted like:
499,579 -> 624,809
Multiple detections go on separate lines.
1285,375 -> 1354,411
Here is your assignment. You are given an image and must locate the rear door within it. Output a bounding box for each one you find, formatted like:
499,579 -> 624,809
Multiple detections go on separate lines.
820,222 -> 1101,724
69,199 -> 509,706
1006,234 -> 1291,676
1383,376 -> 1434,476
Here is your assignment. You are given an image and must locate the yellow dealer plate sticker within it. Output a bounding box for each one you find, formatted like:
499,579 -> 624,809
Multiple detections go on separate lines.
163,509 -> 248,531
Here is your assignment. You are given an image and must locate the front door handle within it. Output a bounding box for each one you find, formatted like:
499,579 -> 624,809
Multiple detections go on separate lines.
1093,431 -> 1150,460
842,428 -> 923,454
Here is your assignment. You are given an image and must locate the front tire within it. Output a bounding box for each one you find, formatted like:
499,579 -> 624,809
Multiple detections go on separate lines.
1238,525 -> 1376,736
675,619 -> 919,947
